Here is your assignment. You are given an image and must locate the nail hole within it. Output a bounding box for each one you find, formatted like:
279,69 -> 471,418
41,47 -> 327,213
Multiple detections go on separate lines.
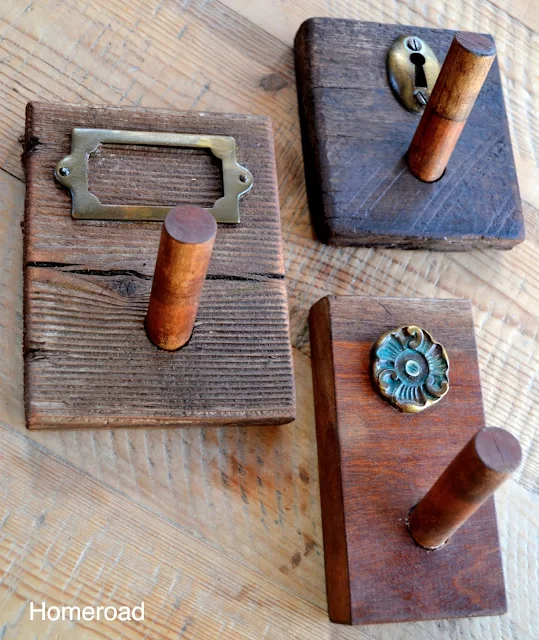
239,174 -> 248,183
58,167 -> 70,176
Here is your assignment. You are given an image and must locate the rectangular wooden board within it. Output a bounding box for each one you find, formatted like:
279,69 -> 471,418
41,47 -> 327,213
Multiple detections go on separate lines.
295,19 -> 524,250
23,102 -> 295,429
309,296 -> 506,624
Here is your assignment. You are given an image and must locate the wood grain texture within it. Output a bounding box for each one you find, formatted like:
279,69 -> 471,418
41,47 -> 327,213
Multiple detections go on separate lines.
295,19 -> 524,248
88,144 -> 224,208
25,268 -> 295,429
0,0 -> 538,637
0,420 -> 331,640
309,296 -> 506,625
23,103 -> 295,428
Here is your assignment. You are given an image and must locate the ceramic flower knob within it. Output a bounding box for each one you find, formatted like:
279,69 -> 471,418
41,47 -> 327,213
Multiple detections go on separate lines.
372,325 -> 449,413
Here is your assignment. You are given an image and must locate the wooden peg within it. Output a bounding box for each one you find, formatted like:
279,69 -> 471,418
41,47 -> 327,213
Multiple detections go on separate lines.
145,205 -> 217,351
407,32 -> 496,182
408,427 -> 521,550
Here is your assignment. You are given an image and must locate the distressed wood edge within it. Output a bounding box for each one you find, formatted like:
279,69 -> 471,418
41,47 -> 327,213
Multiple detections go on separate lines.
22,102 -> 36,269
294,20 -> 333,245
308,296 -> 352,624
25,100 -> 275,128
294,19 -> 526,250
22,104 -> 35,434
325,229 -> 526,250
22,102 -> 296,430
26,414 -> 296,431
26,373 -> 297,430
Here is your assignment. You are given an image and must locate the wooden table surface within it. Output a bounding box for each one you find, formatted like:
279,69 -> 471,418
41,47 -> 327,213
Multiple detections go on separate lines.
0,0 -> 537,638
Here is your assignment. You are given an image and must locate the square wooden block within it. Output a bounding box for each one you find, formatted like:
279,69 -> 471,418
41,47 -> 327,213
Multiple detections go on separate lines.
295,19 -> 524,249
23,102 -> 295,429
309,296 -> 506,624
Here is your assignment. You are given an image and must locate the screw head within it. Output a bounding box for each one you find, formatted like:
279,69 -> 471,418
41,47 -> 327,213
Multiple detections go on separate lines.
405,360 -> 422,377
239,173 -> 248,183
58,166 -> 70,177
406,36 -> 423,52
414,90 -> 428,107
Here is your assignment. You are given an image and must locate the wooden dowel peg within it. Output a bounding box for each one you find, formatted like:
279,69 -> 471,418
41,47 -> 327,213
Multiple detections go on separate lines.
407,32 -> 496,183
408,427 -> 521,550
145,205 -> 217,351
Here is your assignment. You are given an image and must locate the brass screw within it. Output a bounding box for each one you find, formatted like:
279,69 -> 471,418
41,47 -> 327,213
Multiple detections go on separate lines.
406,36 -> 423,51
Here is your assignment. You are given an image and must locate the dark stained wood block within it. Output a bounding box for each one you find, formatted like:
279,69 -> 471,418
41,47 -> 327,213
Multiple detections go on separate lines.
309,296 -> 506,624
23,102 -> 295,429
295,19 -> 525,249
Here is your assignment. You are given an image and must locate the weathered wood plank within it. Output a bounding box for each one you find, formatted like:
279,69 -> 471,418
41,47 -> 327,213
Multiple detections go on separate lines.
23,102 -> 295,428
25,268 -> 295,428
24,102 -> 285,278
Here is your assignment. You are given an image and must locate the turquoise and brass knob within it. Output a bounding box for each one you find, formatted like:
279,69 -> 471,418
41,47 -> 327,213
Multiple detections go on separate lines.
372,325 -> 449,413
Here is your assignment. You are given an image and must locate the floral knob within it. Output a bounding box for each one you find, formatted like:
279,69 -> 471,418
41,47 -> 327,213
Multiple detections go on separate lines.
372,325 -> 449,413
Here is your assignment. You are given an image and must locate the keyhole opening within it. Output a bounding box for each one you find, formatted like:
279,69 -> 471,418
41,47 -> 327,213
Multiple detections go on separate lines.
410,53 -> 427,88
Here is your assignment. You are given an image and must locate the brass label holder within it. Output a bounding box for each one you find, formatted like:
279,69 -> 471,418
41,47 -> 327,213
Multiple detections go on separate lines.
54,128 -> 253,223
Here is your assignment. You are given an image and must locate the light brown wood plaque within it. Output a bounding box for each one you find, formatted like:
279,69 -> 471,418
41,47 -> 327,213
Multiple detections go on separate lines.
23,102 -> 295,429
309,296 -> 506,625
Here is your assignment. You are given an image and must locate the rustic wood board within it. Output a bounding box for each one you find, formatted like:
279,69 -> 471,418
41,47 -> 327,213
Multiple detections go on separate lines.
309,296 -> 505,624
23,102 -> 295,429
0,0 -> 538,638
295,19 -> 525,249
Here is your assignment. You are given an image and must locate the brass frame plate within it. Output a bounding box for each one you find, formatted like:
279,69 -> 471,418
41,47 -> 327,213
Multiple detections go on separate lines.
54,128 -> 254,223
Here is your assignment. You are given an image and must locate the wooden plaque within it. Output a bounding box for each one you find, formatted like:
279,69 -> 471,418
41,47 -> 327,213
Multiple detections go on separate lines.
295,19 -> 524,249
23,102 -> 295,429
309,296 -> 506,624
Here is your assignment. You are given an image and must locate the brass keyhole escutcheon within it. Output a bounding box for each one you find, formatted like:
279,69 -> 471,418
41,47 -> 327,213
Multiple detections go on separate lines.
387,35 -> 441,113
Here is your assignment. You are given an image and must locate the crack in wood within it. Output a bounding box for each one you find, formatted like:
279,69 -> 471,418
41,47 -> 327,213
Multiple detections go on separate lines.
26,262 -> 285,282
